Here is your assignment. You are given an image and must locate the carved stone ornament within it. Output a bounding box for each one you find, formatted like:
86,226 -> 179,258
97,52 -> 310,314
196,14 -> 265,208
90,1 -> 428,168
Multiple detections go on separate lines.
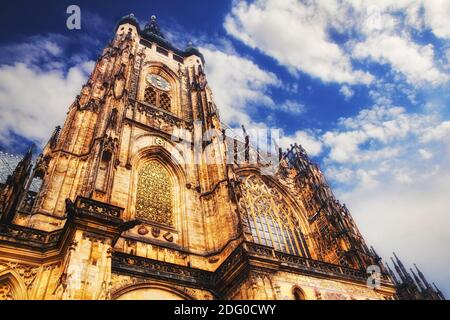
163,231 -> 173,242
138,225 -> 149,235
151,227 -> 160,238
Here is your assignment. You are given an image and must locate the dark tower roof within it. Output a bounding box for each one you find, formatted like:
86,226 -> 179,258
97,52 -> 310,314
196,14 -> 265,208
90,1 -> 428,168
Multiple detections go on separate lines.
115,14 -> 205,64
115,13 -> 140,32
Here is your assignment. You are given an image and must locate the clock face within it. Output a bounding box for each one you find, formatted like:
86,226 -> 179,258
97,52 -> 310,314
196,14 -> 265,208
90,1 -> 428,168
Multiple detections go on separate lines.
146,74 -> 171,91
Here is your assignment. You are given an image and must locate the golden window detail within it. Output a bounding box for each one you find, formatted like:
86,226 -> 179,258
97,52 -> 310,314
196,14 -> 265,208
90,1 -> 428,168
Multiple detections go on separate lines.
239,175 -> 310,257
136,161 -> 173,226
144,86 -> 157,106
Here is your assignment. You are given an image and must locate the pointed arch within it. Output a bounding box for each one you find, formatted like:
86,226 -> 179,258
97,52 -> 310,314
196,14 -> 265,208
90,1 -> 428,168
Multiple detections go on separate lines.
238,172 -> 311,257
112,281 -> 194,300
135,159 -> 174,226
0,269 -> 28,300
139,61 -> 181,116
128,141 -> 188,246
292,286 -> 307,300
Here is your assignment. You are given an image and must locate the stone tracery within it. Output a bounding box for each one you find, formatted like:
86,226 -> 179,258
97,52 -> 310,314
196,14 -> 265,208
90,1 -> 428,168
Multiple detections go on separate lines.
239,175 -> 310,257
135,160 -> 174,226
0,281 -> 14,300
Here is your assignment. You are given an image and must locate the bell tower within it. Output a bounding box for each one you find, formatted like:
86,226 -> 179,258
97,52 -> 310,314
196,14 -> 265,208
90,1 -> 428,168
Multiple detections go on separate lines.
14,14 -> 234,243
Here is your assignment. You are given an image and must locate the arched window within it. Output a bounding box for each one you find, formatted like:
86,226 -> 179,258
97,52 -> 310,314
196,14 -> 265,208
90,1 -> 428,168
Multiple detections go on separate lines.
135,160 -> 173,226
143,73 -> 173,112
239,175 -> 310,257
144,86 -> 172,111
144,87 -> 157,106
293,287 -> 306,300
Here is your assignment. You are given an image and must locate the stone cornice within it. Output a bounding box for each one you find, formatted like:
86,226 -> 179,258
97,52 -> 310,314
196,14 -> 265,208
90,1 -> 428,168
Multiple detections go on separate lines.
111,241 -> 395,297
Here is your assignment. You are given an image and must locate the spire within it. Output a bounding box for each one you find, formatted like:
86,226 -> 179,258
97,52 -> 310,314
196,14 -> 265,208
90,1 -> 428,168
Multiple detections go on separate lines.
393,252 -> 413,283
14,144 -> 34,178
242,125 -> 250,163
433,283 -> 446,300
385,263 -> 399,285
414,264 -> 431,290
370,246 -> 381,263
410,268 -> 425,292
49,125 -> 61,149
0,144 -> 34,223
391,257 -> 407,283
143,15 -> 165,38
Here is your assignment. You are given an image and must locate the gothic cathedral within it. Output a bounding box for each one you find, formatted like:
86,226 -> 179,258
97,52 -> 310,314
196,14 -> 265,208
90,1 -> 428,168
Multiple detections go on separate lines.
0,15 -> 444,300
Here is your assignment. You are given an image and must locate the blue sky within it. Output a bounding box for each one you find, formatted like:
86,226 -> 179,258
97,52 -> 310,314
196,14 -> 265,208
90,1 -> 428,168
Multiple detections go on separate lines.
0,0 -> 449,296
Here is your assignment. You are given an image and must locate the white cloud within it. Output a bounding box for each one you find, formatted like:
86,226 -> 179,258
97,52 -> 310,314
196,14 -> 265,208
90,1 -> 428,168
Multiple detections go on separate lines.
423,0 -> 450,39
337,156 -> 450,297
322,105 -> 434,164
0,35 -> 64,66
419,148 -> 433,160
279,130 -> 323,156
225,0 -> 449,87
353,34 -> 448,86
421,121 -> 450,142
277,100 -> 305,115
202,45 -> 323,157
0,35 -> 94,148
201,46 -> 279,127
224,0 -> 374,85
326,166 -> 354,183
340,85 -> 355,100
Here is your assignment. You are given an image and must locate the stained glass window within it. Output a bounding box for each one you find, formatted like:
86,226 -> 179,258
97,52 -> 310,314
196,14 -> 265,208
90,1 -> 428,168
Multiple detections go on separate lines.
240,175 -> 310,257
136,161 -> 173,226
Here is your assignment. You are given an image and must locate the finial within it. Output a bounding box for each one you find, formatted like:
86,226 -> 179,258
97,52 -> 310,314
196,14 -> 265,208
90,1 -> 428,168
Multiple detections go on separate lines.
27,143 -> 36,156
143,14 -> 164,38
410,268 -> 425,291
414,263 -> 431,289
187,41 -> 194,47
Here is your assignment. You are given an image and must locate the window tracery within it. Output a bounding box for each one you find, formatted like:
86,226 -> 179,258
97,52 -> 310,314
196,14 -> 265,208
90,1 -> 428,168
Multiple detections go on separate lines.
144,86 -> 157,106
240,175 -> 310,257
135,161 -> 173,226
159,92 -> 171,111
0,282 -> 14,300
143,73 -> 172,111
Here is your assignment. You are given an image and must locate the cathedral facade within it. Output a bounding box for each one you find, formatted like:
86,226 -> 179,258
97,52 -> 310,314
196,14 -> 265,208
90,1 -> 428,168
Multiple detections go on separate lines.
0,14 -> 444,300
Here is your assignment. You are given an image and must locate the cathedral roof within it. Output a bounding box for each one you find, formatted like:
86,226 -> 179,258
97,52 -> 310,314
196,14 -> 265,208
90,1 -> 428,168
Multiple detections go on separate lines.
116,14 -> 205,64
